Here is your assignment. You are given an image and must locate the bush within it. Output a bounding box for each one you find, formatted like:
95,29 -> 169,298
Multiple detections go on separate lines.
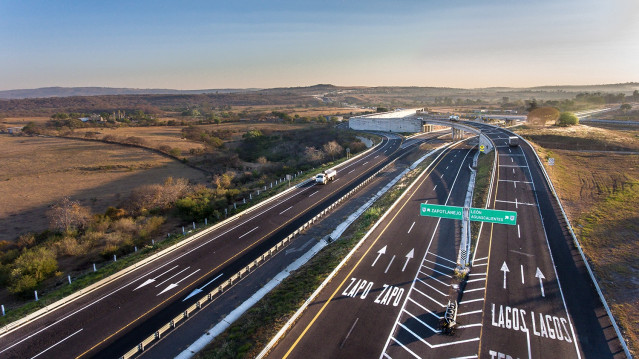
8,247 -> 58,294
556,112 -> 579,127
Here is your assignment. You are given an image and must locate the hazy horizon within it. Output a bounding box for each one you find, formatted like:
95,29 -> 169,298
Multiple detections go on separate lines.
1,0 -> 638,91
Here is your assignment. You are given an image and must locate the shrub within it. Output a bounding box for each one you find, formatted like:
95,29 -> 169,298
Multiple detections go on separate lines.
556,112 -> 579,127
8,247 -> 58,295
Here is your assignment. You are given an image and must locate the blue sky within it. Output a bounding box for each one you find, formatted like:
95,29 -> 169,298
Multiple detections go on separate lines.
1,0 -> 637,90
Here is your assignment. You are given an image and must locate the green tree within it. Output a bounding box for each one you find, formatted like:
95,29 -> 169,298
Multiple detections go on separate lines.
620,103 -> 632,111
9,247 -> 58,295
556,112 -> 579,127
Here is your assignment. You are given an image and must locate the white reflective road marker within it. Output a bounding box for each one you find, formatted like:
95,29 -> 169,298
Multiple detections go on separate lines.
134,265 -> 178,290
402,249 -> 415,272
183,273 -> 224,302
535,268 -> 546,297
501,262 -> 510,289
158,269 -> 201,296
372,245 -> 387,267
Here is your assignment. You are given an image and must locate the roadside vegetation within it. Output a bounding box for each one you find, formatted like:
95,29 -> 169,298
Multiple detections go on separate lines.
194,155 -> 437,358
516,124 -> 639,356
0,105 -> 375,325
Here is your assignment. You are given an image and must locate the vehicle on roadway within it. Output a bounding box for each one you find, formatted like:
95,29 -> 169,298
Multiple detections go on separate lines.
315,169 -> 336,184
508,136 -> 519,147
449,115 -> 460,121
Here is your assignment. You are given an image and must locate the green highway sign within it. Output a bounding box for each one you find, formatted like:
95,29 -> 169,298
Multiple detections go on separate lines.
420,204 -> 463,220
469,208 -> 517,225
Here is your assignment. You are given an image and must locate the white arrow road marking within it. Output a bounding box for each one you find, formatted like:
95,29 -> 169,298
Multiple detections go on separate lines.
158,269 -> 201,296
372,245 -> 387,267
501,262 -> 510,289
535,267 -> 546,297
183,273 -> 224,302
134,265 -> 179,291
402,249 -> 415,272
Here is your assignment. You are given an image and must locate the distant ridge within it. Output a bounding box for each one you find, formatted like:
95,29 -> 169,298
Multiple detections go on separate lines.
0,86 -> 260,100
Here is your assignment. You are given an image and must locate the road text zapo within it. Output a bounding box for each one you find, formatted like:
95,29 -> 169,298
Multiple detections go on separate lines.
491,303 -> 573,343
342,277 -> 404,306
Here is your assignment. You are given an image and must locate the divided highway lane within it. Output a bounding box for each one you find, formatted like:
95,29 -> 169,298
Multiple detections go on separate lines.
470,123 -> 623,358
265,142 -> 477,359
0,134 -> 423,359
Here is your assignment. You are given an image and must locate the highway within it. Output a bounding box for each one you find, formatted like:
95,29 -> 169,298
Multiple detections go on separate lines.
472,123 -> 624,359
265,141 -> 479,358
261,122 -> 626,359
0,132 -> 442,359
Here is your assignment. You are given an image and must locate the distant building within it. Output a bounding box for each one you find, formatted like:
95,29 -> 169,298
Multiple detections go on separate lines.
7,126 -> 23,134
79,114 -> 104,122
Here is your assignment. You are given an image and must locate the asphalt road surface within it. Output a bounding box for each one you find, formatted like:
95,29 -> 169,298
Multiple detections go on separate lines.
263,123 -> 626,359
266,142 -> 478,358
0,133 -> 427,359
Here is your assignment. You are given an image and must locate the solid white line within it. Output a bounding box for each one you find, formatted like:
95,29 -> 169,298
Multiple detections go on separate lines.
404,309 -> 441,333
413,287 -> 446,307
279,206 -> 293,215
518,224 -> 521,238
407,221 -> 416,234
390,336 -> 421,358
457,323 -> 482,329
473,256 -> 488,262
419,272 -> 450,287
450,355 -> 478,359
468,272 -> 486,277
155,267 -> 190,287
473,262 -> 487,267
408,297 -> 441,319
427,267 -> 454,278
416,277 -> 447,296
423,258 -> 454,271
309,190 -> 319,197
427,251 -> 457,264
457,309 -> 482,316
459,298 -> 484,305
384,255 -> 396,273
30,328 -> 83,359
464,287 -> 485,293
238,226 -> 259,239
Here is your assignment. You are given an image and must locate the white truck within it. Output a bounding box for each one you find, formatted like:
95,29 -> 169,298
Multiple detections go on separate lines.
508,136 -> 519,147
449,115 -> 460,121
315,169 -> 336,184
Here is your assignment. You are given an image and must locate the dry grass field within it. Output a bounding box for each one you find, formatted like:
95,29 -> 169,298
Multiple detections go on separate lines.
518,125 -> 639,355
0,135 -> 207,243
72,126 -> 205,153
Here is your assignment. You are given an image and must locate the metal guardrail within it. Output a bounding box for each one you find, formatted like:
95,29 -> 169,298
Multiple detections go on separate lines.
256,144 -> 455,359
506,129 -> 633,359
119,144 -> 402,359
